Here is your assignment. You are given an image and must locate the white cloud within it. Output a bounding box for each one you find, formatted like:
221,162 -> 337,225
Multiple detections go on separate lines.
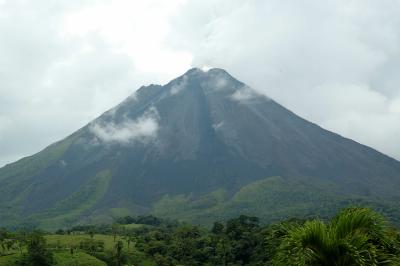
212,75 -> 228,91
389,98 -> 400,114
230,85 -> 268,104
201,70 -> 231,92
90,107 -> 160,144
61,0 -> 192,75
212,122 -> 224,130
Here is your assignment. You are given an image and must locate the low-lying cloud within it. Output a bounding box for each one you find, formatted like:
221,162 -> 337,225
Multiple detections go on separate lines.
230,86 -> 269,104
211,74 -> 228,91
212,121 -> 225,131
90,107 -> 160,144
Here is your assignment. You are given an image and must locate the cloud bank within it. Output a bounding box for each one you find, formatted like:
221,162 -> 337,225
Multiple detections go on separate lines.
90,107 -> 159,144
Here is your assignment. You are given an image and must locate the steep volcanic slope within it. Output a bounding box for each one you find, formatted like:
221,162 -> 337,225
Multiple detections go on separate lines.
1,68 -> 399,228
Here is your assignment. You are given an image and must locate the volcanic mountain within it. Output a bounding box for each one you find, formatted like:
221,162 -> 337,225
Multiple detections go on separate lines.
1,68 -> 400,229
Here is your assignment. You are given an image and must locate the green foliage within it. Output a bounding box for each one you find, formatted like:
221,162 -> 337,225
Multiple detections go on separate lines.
116,215 -> 163,226
274,208 -> 400,265
45,234 -> 129,251
112,240 -> 127,266
16,231 -> 54,266
132,208 -> 400,265
0,207 -> 399,265
79,239 -> 104,254
0,253 -> 20,265
134,215 -> 268,265
53,251 -> 106,266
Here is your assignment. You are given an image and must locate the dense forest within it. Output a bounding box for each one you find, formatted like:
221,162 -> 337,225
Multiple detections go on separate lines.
0,207 -> 399,265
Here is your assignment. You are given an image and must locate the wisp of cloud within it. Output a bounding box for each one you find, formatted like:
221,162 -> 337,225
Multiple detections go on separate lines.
90,107 -> 160,144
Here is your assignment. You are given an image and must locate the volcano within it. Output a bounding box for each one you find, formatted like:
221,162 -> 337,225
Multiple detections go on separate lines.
1,68 -> 399,229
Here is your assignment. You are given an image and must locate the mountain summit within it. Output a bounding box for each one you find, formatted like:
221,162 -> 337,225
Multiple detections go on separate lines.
1,68 -> 400,228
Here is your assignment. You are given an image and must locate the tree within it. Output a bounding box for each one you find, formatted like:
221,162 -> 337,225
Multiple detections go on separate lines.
168,224 -> 213,265
113,240 -> 126,266
111,224 -> 122,242
225,215 -> 264,264
0,228 -> 9,255
79,239 -> 104,254
275,208 -> 400,265
123,233 -> 136,250
15,230 -> 29,254
211,222 -> 224,235
17,231 -> 54,266
88,229 -> 95,239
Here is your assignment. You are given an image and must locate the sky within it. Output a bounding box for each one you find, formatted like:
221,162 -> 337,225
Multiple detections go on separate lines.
1,0 -> 400,166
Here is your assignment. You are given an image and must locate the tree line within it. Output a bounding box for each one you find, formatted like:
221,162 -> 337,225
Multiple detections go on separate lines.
130,208 -> 400,265
0,207 -> 399,265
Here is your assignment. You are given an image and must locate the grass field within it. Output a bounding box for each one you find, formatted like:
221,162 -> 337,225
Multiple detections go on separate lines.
0,233 -> 153,265
0,253 -> 20,265
0,251 -> 106,266
53,251 -> 106,266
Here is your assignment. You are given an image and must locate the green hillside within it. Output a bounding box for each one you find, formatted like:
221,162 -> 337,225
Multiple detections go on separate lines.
153,176 -> 400,226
